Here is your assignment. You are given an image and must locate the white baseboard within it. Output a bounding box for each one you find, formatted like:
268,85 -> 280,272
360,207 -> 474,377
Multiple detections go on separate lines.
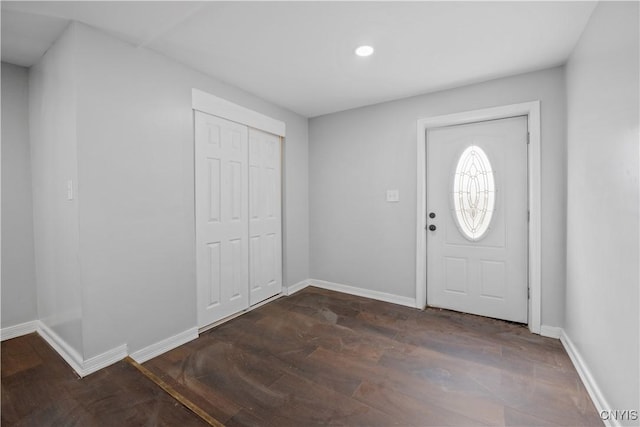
560,329 -> 614,427
36,321 -> 127,377
129,327 -> 198,364
540,325 -> 562,339
82,344 -> 128,376
309,279 -> 417,308
36,321 -> 85,376
1,320 -> 38,341
37,321 -> 196,375
285,279 -> 311,296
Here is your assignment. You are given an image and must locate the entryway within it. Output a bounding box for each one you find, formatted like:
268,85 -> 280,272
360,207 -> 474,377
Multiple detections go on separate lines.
415,102 -> 542,332
426,116 -> 528,323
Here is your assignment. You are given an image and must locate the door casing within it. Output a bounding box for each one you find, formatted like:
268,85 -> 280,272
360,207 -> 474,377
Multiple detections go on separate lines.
415,101 -> 541,334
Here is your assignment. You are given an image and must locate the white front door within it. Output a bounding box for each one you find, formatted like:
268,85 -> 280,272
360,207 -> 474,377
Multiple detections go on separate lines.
248,128 -> 282,305
426,116 -> 528,323
195,111 -> 249,326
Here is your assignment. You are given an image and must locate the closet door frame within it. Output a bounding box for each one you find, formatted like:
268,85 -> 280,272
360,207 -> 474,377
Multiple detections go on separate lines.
192,89 -> 286,329
193,89 -> 285,137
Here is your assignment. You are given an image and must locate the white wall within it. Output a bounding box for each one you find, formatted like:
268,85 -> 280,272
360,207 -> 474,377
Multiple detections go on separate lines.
565,1 -> 639,418
28,26 -> 84,355
309,67 -> 567,327
68,23 -> 309,358
1,62 -> 38,328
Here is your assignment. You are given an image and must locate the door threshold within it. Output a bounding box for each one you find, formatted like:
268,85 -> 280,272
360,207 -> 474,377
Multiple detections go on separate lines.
426,304 -> 527,326
198,293 -> 284,334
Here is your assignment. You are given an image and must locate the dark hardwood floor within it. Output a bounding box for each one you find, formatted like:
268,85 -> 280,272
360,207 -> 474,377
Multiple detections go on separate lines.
1,333 -> 206,426
145,287 -> 602,426
2,287 -> 602,426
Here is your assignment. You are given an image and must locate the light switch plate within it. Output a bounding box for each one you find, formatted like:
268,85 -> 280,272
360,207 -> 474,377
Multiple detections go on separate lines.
67,180 -> 74,201
386,189 -> 399,202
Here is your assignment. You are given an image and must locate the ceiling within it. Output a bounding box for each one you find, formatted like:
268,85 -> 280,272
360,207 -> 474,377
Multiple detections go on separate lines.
2,1 -> 596,117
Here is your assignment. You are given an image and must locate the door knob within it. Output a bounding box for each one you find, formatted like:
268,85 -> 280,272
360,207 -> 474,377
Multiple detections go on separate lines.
429,224 -> 436,231
429,212 -> 436,219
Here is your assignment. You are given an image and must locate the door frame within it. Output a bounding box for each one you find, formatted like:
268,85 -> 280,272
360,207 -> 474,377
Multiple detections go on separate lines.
192,88 -> 286,328
415,101 -> 541,333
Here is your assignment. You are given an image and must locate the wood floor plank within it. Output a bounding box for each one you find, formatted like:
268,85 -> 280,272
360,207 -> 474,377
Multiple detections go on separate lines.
265,373 -> 399,427
125,356 -> 225,427
352,379 -> 491,426
147,355 -> 244,423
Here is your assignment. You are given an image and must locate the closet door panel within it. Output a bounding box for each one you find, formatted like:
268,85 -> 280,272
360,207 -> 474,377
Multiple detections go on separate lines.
195,111 -> 249,327
248,128 -> 282,305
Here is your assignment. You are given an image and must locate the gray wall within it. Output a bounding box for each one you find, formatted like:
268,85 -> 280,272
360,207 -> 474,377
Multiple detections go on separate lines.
28,25 -> 84,355
23,21 -> 309,360
70,23 -> 309,359
565,1 -> 639,417
309,67 -> 567,327
1,62 -> 37,329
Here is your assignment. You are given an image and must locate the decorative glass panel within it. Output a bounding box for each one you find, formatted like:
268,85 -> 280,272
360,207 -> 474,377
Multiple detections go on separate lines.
452,145 -> 495,241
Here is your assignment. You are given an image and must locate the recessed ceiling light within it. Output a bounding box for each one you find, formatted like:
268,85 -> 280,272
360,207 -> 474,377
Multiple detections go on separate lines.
355,45 -> 374,57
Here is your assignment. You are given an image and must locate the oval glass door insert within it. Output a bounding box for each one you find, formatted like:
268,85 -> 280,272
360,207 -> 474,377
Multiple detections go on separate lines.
452,145 -> 495,241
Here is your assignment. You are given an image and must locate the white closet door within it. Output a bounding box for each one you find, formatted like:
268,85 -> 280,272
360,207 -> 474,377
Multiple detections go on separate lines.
248,128 -> 282,305
195,111 -> 249,327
